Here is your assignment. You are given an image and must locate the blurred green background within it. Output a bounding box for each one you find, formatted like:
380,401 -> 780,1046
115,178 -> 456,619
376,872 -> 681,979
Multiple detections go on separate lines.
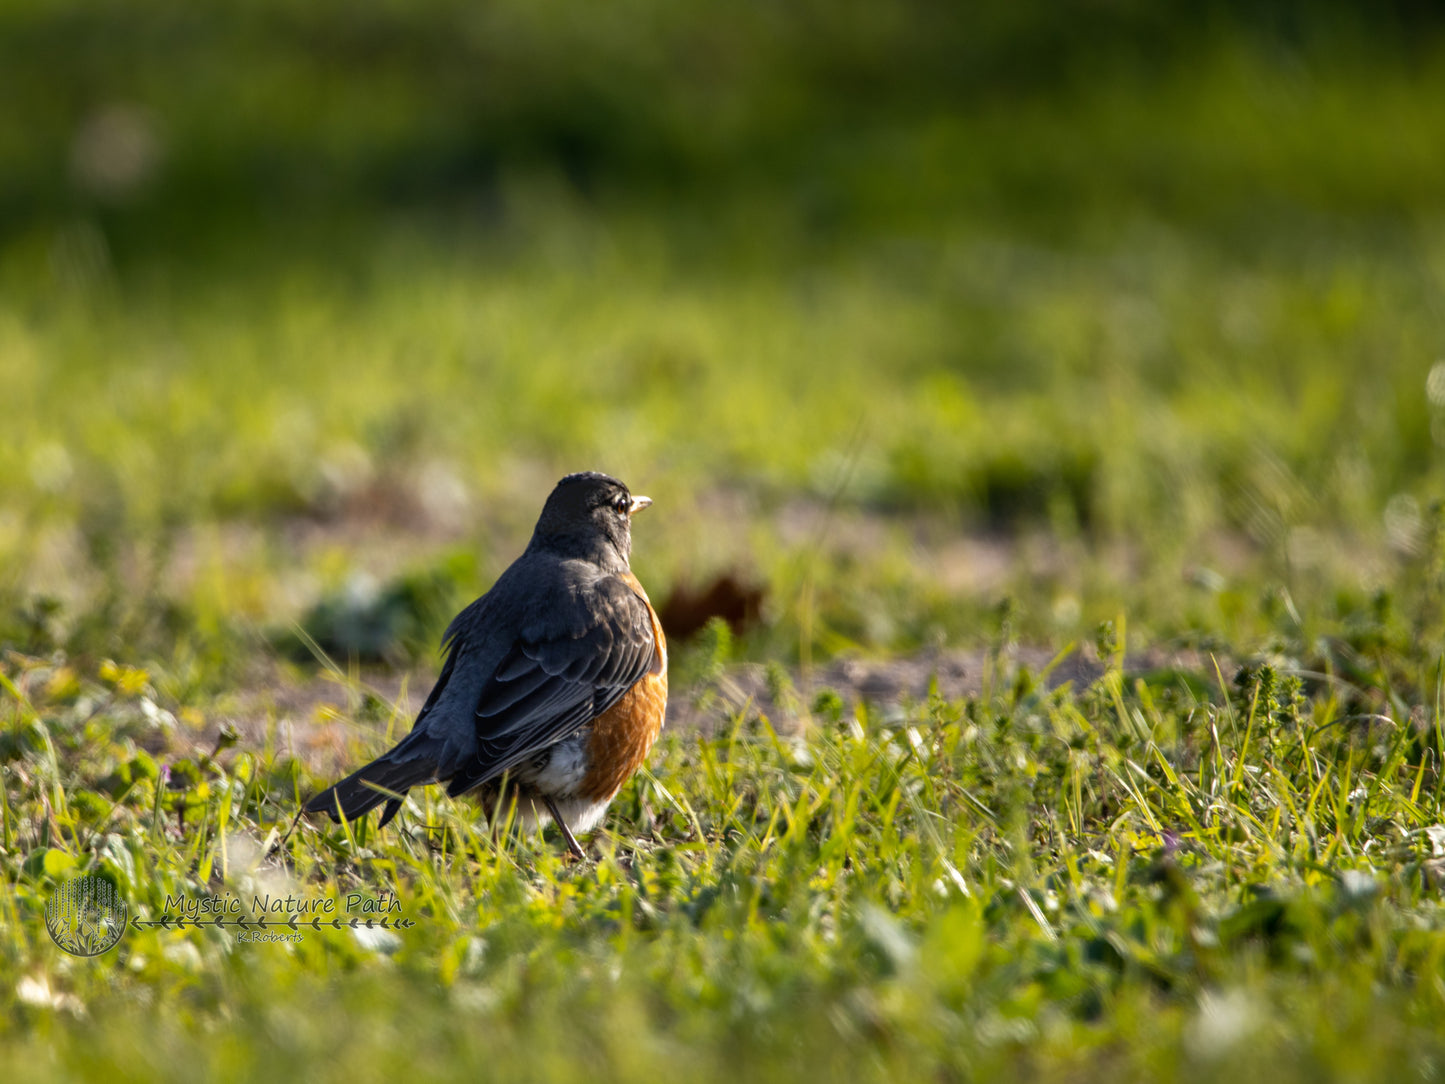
2,0 -> 1444,673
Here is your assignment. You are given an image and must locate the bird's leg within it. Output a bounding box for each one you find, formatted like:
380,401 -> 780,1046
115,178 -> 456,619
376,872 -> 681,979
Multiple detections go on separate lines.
542,795 -> 587,860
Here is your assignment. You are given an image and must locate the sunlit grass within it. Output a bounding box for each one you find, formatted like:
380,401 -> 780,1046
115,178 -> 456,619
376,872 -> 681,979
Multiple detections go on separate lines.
4,638 -> 1445,1081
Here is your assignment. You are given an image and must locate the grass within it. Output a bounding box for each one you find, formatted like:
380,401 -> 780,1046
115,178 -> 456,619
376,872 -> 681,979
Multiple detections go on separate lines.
4,630 -> 1445,1081
5,5 -> 1445,1080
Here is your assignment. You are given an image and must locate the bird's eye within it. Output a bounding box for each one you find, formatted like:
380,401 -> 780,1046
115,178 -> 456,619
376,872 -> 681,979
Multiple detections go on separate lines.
614,496 -> 631,514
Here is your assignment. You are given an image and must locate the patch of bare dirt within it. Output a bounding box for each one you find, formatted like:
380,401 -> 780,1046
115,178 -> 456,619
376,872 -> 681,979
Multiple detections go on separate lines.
211,662 -> 432,775
667,643 -> 1212,735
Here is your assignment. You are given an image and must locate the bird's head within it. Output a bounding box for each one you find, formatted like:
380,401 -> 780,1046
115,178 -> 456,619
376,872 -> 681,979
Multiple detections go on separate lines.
531,471 -> 652,566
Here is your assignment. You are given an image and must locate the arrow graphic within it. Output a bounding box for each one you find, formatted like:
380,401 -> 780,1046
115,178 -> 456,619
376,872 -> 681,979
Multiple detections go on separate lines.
129,914 -> 414,932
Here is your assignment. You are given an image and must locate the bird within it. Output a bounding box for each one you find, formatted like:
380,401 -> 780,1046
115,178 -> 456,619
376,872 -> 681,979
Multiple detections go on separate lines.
304,471 -> 667,859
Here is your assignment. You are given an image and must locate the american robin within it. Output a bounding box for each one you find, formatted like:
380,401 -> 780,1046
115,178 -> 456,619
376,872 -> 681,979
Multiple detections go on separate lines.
304,471 -> 667,859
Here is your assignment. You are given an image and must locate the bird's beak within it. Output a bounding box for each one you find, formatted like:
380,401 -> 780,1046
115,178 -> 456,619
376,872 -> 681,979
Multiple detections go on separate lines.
629,495 -> 653,515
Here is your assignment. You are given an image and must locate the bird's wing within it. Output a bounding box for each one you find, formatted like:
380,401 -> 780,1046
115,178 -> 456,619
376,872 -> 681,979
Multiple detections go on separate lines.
444,574 -> 659,797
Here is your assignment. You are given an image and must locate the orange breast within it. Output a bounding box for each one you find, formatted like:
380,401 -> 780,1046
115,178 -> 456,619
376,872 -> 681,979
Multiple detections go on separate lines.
581,574 -> 668,803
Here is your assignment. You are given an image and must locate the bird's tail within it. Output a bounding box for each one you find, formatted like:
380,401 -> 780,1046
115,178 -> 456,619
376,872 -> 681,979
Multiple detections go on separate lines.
304,732 -> 438,828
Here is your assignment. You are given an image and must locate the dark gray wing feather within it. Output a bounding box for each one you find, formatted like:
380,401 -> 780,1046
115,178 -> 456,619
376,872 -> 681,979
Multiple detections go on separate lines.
444,577 -> 656,797
306,569 -> 657,824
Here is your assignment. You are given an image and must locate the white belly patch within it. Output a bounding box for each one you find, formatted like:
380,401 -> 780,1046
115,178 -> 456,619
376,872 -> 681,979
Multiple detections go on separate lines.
505,731 -> 612,833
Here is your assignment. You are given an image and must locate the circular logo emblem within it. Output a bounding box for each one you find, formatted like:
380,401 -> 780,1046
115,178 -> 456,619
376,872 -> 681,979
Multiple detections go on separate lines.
45,874 -> 128,957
